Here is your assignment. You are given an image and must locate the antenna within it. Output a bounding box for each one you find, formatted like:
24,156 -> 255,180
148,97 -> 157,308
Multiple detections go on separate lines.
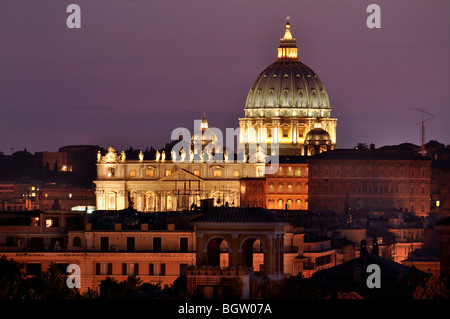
413,108 -> 434,156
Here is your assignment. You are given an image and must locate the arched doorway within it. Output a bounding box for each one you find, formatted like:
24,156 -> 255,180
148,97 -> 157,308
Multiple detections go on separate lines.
193,207 -> 288,276
205,237 -> 230,267
240,237 -> 266,271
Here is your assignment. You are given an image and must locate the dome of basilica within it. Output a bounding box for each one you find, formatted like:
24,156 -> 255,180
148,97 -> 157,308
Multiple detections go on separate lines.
238,18 -> 337,156
244,20 -> 330,119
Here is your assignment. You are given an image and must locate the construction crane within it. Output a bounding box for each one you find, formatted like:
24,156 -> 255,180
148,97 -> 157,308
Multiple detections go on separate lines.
413,108 -> 434,156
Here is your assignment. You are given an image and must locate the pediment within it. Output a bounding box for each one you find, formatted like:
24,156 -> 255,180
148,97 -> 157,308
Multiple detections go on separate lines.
159,169 -> 204,182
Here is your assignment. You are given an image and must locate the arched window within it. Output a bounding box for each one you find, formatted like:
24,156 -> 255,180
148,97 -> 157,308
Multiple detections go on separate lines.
287,199 -> 293,209
145,193 -> 154,211
73,236 -> 81,247
277,199 -> 283,209
277,183 -> 284,193
287,183 -> 293,193
296,199 -> 302,209
107,193 -> 116,210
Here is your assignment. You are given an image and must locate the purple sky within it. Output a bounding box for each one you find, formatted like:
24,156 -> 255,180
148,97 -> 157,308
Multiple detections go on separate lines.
1,0 -> 449,154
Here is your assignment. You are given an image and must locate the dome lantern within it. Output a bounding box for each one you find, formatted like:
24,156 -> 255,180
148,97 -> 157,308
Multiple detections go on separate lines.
277,16 -> 300,61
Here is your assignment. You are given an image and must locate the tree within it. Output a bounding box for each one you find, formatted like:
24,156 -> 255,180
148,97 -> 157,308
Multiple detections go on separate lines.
0,257 -> 97,299
414,273 -> 449,299
20,263 -> 82,299
99,275 -> 142,299
0,255 -> 24,298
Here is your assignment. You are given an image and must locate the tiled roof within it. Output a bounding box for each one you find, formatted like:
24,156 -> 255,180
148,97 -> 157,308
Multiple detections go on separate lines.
191,207 -> 289,224
312,253 -> 428,299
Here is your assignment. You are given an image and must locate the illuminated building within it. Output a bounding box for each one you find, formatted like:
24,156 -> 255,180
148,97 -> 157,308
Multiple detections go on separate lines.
93,114 -> 266,212
307,148 -> 432,217
239,18 -> 337,156
240,156 -> 309,210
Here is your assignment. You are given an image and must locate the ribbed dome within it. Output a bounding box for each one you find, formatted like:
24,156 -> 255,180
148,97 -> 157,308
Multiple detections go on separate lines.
245,61 -> 330,112
244,19 -> 331,119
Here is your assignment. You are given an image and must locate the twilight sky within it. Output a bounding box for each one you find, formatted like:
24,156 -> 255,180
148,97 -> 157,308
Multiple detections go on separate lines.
0,0 -> 449,154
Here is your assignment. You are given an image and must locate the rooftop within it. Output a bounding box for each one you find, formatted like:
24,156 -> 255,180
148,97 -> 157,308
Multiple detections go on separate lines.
191,207 -> 289,224
307,149 -> 431,161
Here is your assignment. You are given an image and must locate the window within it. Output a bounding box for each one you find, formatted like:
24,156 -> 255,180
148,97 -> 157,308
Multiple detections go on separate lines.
277,183 -> 284,193
165,170 -> 171,177
107,193 -> 116,210
26,263 -> 41,276
96,263 -> 112,275
100,237 -> 109,252
287,167 -> 294,176
126,237 -> 135,252
130,170 -> 136,177
146,170 -> 153,177
149,263 -> 165,276
179,263 -> 188,276
194,170 -> 200,176
296,199 -> 302,209
277,199 -> 283,209
234,170 -> 240,177
295,169 -> 301,176
214,170 -> 222,177
73,236 -> 81,247
55,263 -> 69,274
180,238 -> 188,252
45,217 -> 59,228
287,183 -> 293,193
6,236 -> 15,247
122,263 -> 139,276
287,199 -> 293,209
256,167 -> 264,177
166,196 -> 173,210
145,194 -> 154,210
316,255 -> 332,266
107,167 -> 115,177
153,237 -> 162,252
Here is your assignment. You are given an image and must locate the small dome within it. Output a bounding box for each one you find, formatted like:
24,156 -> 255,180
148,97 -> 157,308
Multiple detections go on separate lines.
305,128 -> 331,144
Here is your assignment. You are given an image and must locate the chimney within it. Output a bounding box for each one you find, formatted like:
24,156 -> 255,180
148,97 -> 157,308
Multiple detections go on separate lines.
359,239 -> 368,262
372,238 -> 379,255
